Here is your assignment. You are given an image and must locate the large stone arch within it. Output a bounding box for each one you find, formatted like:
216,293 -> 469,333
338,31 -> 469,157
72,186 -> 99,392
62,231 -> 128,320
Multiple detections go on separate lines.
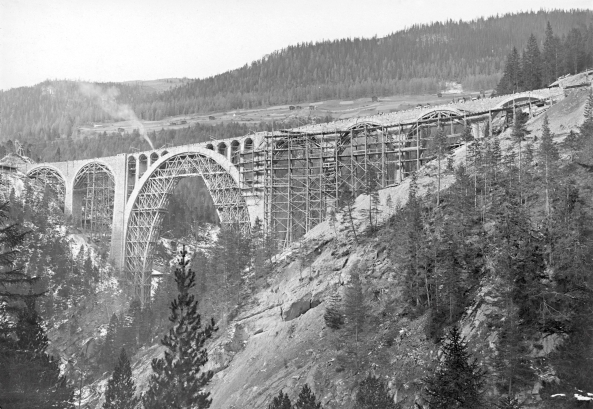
123,147 -> 250,303
72,161 -> 115,238
26,165 -> 66,206
495,95 -> 546,109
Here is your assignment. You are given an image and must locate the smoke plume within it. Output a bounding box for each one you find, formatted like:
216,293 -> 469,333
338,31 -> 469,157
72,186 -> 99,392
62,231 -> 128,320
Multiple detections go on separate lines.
79,83 -> 155,150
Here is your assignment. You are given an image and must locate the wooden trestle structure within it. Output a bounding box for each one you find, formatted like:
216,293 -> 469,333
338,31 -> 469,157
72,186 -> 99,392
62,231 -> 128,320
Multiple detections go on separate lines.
258,101 -> 539,248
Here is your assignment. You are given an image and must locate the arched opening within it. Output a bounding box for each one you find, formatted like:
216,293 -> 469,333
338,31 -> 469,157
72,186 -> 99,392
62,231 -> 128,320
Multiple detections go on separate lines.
27,166 -> 66,209
127,156 -> 137,198
218,142 -> 227,157
124,150 -> 250,304
138,154 -> 148,179
73,162 -> 115,242
150,152 -> 159,166
242,138 -> 255,187
161,150 -> 169,157
230,140 -> 240,165
243,138 -> 253,152
206,144 -> 214,150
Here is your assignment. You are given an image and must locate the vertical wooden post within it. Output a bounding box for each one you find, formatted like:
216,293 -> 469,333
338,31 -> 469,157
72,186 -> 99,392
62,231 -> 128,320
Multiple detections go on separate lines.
416,122 -> 420,171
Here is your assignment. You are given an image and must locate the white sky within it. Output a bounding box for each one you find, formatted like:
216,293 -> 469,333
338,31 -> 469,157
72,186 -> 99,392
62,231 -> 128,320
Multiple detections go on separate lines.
0,0 -> 591,90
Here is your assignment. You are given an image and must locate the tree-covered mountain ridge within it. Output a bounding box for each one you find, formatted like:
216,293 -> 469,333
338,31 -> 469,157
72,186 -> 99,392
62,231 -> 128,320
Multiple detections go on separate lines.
1,9 -> 591,145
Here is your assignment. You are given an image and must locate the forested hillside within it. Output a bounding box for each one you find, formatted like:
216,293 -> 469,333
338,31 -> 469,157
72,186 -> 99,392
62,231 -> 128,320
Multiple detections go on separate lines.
1,10 -> 591,145
159,10 -> 592,110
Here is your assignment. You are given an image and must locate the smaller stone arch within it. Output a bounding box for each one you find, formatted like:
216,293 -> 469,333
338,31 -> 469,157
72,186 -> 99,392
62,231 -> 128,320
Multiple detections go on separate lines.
218,142 -> 228,157
27,166 -> 66,205
243,138 -> 253,152
127,156 -> 137,196
138,154 -> 148,178
495,95 -> 546,110
230,140 -> 240,164
206,143 -> 214,150
161,150 -> 169,157
150,152 -> 159,165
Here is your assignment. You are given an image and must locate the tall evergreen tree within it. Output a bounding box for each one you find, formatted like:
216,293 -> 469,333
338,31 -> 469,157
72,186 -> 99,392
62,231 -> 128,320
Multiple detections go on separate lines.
99,313 -> 122,370
538,115 -> 559,217
294,384 -> 322,409
103,348 -> 139,409
323,292 -> 344,330
267,390 -> 292,409
142,247 -> 217,409
542,22 -> 559,86
497,47 -> 521,94
422,326 -> 486,409
356,374 -> 398,409
521,34 -> 542,90
0,300 -> 75,408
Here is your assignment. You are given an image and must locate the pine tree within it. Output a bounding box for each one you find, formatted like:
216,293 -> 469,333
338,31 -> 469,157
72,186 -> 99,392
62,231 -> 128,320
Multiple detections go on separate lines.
343,271 -> 365,372
538,115 -> 559,217
99,313 -> 121,370
511,113 -> 530,204
497,47 -> 521,94
323,292 -> 344,330
580,89 -> 593,139
103,348 -> 139,409
521,34 -> 542,91
422,326 -> 486,409
356,374 -> 398,409
268,390 -> 292,409
0,298 -> 75,408
497,396 -> 523,409
563,130 -> 579,162
542,22 -> 559,86
294,384 -> 322,409
142,247 -> 218,409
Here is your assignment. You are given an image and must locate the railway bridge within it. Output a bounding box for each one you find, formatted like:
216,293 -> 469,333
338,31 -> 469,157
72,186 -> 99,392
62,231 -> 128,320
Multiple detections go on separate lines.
16,89 -> 562,303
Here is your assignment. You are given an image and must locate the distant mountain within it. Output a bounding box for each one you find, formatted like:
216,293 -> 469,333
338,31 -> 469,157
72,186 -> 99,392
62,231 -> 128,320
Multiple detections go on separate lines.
0,9 -> 591,146
155,9 -> 592,110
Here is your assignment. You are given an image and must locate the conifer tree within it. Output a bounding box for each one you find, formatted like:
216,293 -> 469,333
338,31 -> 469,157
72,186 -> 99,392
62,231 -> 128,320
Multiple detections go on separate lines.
99,313 -> 122,370
0,200 -> 74,408
497,47 -> 521,94
142,247 -> 217,409
268,390 -> 292,409
538,115 -> 559,217
103,348 -> 139,409
511,113 -> 530,204
356,374 -> 398,409
542,22 -> 559,86
497,396 -> 523,409
422,326 -> 486,409
344,271 -> 365,372
294,384 -> 322,409
0,298 -> 75,408
521,34 -> 542,91
323,292 -> 344,330
580,89 -> 593,138
563,130 -> 579,162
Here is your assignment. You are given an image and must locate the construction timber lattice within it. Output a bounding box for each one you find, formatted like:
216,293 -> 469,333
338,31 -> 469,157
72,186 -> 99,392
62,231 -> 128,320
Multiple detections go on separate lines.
15,87 -> 573,304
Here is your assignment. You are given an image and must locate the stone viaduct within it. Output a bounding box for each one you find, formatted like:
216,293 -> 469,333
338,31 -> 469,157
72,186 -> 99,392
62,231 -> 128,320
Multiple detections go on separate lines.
15,89 -> 563,303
